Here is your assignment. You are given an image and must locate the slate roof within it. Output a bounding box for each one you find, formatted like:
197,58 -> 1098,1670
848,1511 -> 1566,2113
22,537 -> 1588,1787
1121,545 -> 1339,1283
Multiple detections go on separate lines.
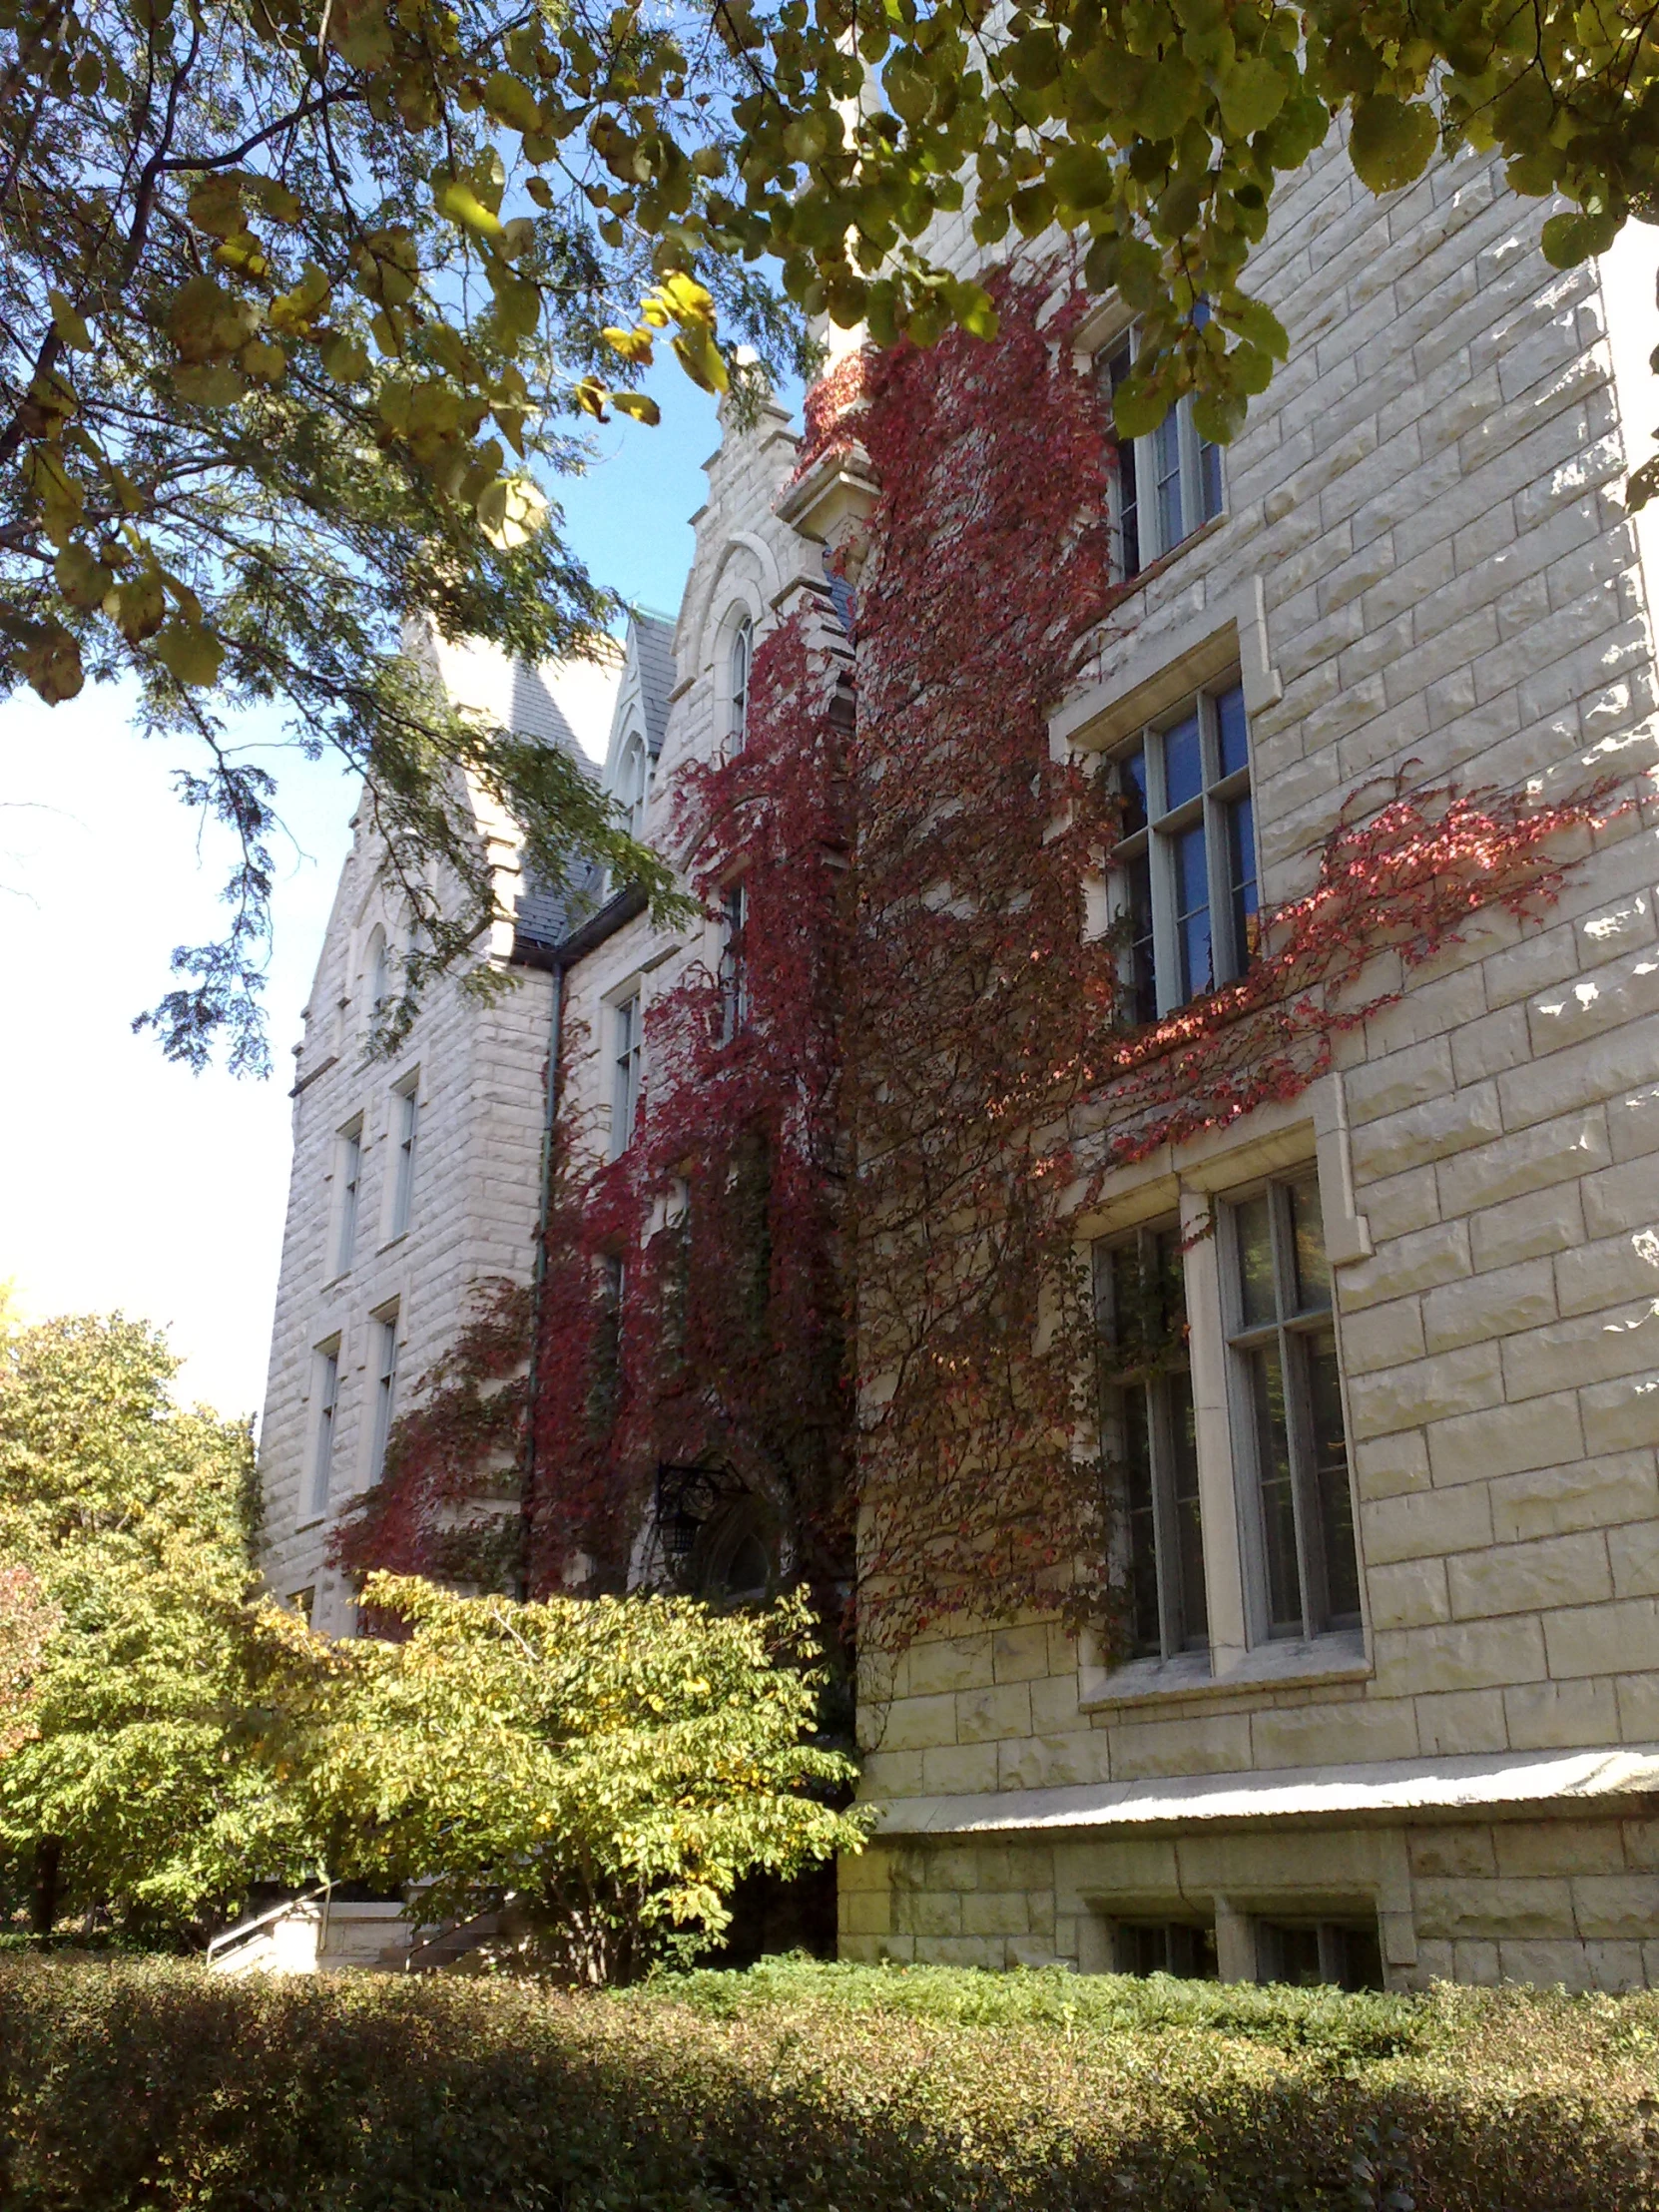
632,608 -> 678,757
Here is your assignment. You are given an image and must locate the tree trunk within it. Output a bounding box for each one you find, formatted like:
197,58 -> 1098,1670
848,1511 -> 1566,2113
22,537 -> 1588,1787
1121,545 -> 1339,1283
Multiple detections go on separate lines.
30,1836 -> 60,1937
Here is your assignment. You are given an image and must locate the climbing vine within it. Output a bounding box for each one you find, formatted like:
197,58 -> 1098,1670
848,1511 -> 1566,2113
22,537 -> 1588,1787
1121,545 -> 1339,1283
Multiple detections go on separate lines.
342,265 -> 1631,1669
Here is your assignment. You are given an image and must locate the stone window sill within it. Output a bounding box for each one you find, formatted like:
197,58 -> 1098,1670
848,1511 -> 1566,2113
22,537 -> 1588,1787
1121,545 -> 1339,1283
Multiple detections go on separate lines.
1078,1630 -> 1370,1712
294,1515 -> 326,1534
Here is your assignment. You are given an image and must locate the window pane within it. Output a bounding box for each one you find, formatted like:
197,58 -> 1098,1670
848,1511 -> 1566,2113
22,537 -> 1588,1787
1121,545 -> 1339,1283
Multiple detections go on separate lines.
1163,713 -> 1203,810
1117,1389 -> 1162,1655
1216,684 -> 1250,778
1248,1345 -> 1304,1632
1227,795 -> 1258,969
1199,435 -> 1224,523
1174,825 -> 1211,998
1168,1371 -> 1208,1644
1121,746 -> 1149,836
1154,411 -> 1183,552
1128,850 -> 1157,1024
1260,1924 -> 1325,1986
1289,1178 -> 1332,1311
1235,1192 -> 1276,1326
1307,1332 -> 1361,1621
1105,344 -> 1141,580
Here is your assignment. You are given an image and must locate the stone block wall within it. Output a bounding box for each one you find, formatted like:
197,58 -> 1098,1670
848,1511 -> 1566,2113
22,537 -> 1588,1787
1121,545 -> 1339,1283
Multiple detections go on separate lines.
839,132 -> 1659,1985
259,785 -> 560,1633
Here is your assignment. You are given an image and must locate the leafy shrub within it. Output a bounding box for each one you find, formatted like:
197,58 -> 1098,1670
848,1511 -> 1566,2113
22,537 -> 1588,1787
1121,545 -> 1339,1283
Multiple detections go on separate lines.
1,1955 -> 1656,2211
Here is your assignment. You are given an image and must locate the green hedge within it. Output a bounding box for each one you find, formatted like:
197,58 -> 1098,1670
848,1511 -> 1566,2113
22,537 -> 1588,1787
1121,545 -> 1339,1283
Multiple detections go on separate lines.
3,1954 -> 1657,2209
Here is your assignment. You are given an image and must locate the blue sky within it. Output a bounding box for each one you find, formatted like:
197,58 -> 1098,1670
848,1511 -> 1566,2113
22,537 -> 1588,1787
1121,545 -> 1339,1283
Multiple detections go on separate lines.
0,364 -> 766,1417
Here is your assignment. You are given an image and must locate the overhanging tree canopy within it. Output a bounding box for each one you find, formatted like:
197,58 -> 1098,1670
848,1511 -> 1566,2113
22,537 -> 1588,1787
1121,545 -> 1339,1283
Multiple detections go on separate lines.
5,0 -> 1654,1065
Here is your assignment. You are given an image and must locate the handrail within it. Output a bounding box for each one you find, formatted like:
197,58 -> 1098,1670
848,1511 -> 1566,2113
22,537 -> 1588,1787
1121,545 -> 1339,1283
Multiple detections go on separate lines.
403,1900 -> 506,1972
206,1882 -> 332,1964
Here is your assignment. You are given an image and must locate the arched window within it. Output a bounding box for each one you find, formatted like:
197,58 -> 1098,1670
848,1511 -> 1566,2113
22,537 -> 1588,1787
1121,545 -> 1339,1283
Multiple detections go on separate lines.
620,733 -> 648,841
366,927 -> 388,1022
728,616 -> 753,749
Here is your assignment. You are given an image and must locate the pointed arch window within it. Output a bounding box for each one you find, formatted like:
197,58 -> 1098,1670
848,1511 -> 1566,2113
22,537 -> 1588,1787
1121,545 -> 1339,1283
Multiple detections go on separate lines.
729,616 -> 753,749
620,733 -> 648,841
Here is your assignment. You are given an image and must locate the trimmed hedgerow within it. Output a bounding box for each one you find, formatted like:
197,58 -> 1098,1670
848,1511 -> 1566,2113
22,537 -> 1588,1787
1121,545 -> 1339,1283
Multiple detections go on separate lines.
1,1955 -> 1657,2210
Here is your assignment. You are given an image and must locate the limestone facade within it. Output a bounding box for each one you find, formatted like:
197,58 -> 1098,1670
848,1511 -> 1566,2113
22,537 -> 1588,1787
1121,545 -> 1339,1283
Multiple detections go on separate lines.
256,641 -> 619,1633
838,143 -> 1659,1990
259,123 -> 1659,1986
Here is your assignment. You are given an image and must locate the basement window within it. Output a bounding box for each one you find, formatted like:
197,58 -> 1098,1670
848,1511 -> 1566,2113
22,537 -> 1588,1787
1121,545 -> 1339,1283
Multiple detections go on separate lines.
1114,1921 -> 1218,1978
1256,1918 -> 1383,1991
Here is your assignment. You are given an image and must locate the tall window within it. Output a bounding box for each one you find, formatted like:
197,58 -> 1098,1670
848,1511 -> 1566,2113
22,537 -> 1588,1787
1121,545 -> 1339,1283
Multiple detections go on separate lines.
1226,1175 -> 1359,1640
308,1342 -> 339,1515
1099,315 -> 1224,581
334,1119 -> 362,1277
390,1077 -> 418,1238
367,927 -> 389,1022
729,616 -> 753,749
369,1307 -> 399,1480
620,733 -> 647,841
589,1253 -> 624,1433
1094,1224 -> 1207,1660
1112,679 -> 1256,1022
719,880 -> 748,1043
611,991 -> 642,1156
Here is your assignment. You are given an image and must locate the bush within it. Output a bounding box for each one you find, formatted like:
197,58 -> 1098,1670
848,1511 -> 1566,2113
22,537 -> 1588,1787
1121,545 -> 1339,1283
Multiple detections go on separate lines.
2,1954 -> 1657,2210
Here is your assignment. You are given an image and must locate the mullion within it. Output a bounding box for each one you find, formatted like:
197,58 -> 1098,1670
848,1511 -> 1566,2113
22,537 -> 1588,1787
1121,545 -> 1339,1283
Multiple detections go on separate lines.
1271,1185 -> 1325,1639
1148,1371 -> 1182,1656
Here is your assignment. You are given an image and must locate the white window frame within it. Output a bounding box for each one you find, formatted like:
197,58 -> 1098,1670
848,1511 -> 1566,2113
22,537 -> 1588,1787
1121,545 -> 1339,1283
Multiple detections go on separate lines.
1220,1172 -> 1362,1644
728,614 -> 753,750
1108,675 -> 1257,1022
1077,1116 -> 1368,1705
620,730 -> 648,842
366,926 -> 389,1025
333,1117 -> 363,1279
1096,316 -> 1225,582
369,1304 -> 400,1481
389,1074 -> 418,1239
1092,1221 -> 1208,1662
308,1338 -> 340,1517
611,989 -> 642,1158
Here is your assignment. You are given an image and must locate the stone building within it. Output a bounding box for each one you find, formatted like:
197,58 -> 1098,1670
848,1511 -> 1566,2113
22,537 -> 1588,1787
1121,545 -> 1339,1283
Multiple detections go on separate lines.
256,636 -> 621,1635
259,128 -> 1659,1987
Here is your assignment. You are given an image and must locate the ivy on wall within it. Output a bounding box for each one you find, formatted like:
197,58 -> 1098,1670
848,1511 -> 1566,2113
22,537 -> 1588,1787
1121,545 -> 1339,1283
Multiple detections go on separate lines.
337,268 -> 1631,1668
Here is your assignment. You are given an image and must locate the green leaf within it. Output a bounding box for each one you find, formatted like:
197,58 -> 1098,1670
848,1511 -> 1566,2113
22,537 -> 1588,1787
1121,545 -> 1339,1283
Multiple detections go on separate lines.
1539,209 -> 1620,268
173,363 -> 248,406
1109,370 -> 1172,439
48,288 -> 91,350
153,620 -> 226,687
54,542 -> 114,606
1219,294 -> 1289,361
482,69 -> 543,134
16,619 -> 84,702
1348,95 -> 1438,196
1217,54 -> 1289,139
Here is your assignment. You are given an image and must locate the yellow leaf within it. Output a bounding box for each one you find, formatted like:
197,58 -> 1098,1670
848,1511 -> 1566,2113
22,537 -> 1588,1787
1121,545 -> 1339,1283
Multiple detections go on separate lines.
611,390 -> 661,425
672,325 -> 729,395
602,324 -> 655,364
437,181 -> 504,238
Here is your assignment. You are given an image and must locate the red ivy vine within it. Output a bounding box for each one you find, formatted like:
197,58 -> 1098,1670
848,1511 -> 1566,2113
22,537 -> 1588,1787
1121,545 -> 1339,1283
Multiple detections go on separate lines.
338,265 -> 1630,1667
